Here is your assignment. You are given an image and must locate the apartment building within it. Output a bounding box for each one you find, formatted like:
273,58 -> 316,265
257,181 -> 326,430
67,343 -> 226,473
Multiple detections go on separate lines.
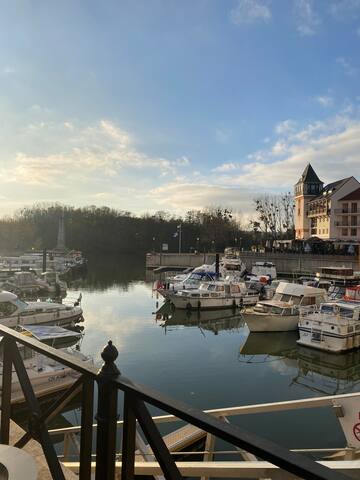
294,164 -> 360,242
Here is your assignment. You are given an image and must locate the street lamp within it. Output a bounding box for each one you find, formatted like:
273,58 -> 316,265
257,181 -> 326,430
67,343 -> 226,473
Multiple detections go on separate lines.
196,237 -> 200,253
177,225 -> 182,254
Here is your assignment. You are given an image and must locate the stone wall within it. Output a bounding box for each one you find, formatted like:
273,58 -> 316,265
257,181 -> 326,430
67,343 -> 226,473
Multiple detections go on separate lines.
146,251 -> 360,275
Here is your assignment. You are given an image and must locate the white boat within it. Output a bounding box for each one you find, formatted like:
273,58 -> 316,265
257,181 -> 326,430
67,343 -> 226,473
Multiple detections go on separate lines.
298,300 -> 360,353
0,270 -> 67,297
170,281 -> 259,310
219,247 -> 246,278
0,346 -> 91,405
250,261 -> 277,280
244,282 -> 327,332
156,265 -> 218,299
0,291 -> 83,328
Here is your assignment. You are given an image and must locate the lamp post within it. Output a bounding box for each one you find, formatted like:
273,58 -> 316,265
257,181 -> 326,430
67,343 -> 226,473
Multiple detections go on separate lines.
152,236 -> 156,253
196,237 -> 200,253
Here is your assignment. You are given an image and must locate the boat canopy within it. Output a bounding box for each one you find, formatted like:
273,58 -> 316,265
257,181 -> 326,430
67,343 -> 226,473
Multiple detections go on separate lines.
275,281 -> 326,297
18,325 -> 81,341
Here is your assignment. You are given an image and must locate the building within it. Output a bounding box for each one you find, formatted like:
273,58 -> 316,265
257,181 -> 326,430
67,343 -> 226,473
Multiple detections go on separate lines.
294,164 -> 360,243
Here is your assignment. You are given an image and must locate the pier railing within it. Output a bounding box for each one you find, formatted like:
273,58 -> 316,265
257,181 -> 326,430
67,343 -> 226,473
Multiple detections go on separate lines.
0,324 -> 352,480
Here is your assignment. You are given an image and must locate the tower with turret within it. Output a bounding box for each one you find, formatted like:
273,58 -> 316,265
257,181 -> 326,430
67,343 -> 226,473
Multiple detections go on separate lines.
294,164 -> 323,240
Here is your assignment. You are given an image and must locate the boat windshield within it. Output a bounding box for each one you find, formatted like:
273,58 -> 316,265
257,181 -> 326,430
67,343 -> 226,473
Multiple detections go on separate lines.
339,307 -> 354,318
188,272 -> 213,281
320,304 -> 334,314
14,298 -> 28,310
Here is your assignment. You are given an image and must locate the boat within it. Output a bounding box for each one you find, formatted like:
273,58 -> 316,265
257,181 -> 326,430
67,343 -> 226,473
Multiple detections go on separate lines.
0,291 -> 84,328
0,270 -> 67,297
15,324 -> 82,348
0,346 -> 92,405
250,261 -> 277,280
298,300 -> 360,353
156,264 -> 218,299
244,282 -> 327,332
170,281 -> 259,310
219,247 -> 246,278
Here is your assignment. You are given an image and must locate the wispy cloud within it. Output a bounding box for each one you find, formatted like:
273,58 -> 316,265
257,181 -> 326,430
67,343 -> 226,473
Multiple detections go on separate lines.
212,163 -> 239,173
275,119 -> 296,135
294,0 -> 321,36
3,66 -> 15,74
315,95 -> 334,107
0,120 -> 191,186
336,56 -> 357,76
230,0 -> 271,26
330,0 -> 360,20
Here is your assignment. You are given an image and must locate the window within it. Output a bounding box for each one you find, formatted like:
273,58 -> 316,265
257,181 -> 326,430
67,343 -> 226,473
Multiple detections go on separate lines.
351,216 -> 357,226
342,228 -> 348,236
351,203 -> 357,213
351,228 -> 357,236
0,301 -> 17,316
342,203 -> 349,213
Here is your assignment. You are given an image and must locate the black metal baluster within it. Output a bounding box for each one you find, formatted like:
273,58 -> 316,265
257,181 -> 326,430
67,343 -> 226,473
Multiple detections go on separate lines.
95,341 -> 120,480
121,393 -> 137,480
133,398 -> 182,480
79,377 -> 94,480
11,342 -> 65,480
0,336 -> 14,444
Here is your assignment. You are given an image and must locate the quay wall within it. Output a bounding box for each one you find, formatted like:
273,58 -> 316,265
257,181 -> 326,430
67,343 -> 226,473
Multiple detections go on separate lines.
146,252 -> 360,275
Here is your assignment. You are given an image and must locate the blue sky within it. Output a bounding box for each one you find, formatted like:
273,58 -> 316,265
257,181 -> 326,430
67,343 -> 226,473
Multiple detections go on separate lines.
1,0 -> 360,222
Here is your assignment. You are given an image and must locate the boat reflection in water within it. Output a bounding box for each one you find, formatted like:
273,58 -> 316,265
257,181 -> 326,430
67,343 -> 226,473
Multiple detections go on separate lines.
239,332 -> 360,395
155,302 -> 244,335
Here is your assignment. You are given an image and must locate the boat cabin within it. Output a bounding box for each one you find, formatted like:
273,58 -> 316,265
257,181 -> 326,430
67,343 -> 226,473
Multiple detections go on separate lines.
298,300 -> 360,353
253,282 -> 327,315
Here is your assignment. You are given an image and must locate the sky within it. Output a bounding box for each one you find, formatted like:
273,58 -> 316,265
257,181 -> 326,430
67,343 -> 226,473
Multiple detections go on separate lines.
1,0 -> 360,222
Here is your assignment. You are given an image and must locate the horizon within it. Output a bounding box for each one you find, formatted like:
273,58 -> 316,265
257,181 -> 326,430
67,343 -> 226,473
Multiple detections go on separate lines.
1,0 -> 360,218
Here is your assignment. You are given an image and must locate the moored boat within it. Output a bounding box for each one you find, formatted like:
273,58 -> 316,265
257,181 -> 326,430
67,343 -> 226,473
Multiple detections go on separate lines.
170,281 -> 259,310
0,291 -> 83,328
244,282 -> 327,332
298,300 -> 360,353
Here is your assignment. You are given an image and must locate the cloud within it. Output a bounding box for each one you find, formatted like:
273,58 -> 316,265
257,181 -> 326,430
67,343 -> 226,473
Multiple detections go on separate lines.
211,114 -> 360,189
275,119 -> 296,135
0,120 -> 191,186
230,0 -> 271,25
330,0 -> 360,20
212,163 -> 239,173
315,95 -> 334,107
336,57 -> 357,76
294,0 -> 321,36
148,182 -> 254,216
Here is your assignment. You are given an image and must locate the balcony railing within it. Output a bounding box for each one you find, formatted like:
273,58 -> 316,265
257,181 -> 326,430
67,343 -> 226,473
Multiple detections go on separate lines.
0,324 -> 351,480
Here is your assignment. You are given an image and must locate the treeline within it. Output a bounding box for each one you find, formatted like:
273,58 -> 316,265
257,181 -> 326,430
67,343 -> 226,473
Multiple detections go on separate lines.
0,204 -> 254,255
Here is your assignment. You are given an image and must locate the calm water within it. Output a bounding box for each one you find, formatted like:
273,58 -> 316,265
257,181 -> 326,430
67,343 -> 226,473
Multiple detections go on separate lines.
14,255 -> 360,453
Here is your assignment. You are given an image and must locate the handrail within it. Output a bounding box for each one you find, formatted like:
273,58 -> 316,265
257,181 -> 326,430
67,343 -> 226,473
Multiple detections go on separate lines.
49,390 -> 360,436
0,324 -> 351,480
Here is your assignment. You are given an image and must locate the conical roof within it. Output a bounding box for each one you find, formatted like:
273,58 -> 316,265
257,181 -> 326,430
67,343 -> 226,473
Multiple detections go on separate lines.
297,163 -> 322,184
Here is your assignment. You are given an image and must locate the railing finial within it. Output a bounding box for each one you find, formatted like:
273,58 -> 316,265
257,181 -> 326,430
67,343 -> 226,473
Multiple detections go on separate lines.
99,340 -> 121,376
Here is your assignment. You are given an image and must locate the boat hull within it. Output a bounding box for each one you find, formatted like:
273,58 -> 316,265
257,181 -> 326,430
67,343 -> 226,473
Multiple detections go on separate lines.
297,327 -> 360,353
244,313 -> 299,332
0,312 -> 83,329
171,295 -> 258,310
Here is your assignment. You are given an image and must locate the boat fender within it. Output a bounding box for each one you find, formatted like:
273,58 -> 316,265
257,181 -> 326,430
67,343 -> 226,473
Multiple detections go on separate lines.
186,302 -> 192,310
197,300 -> 201,310
232,299 -> 236,308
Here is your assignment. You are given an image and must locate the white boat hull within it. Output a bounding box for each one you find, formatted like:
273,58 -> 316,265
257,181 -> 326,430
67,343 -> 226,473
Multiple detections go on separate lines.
298,327 -> 360,353
0,312 -> 83,329
244,312 -> 299,332
171,295 -> 258,310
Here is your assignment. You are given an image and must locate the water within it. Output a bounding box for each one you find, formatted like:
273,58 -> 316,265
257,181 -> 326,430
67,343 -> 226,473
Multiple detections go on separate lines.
13,254 -> 360,454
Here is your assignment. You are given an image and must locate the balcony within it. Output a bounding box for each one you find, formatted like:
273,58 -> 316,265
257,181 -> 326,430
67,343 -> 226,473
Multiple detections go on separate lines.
0,324 -> 352,480
307,209 -> 327,217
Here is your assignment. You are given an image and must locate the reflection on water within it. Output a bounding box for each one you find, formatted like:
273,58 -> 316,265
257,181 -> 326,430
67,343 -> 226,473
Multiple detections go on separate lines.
240,332 -> 360,395
11,255 -> 360,451
156,302 -> 244,335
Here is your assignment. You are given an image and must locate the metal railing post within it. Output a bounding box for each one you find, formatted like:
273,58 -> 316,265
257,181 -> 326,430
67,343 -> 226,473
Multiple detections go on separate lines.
0,336 -> 14,444
95,341 -> 120,480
